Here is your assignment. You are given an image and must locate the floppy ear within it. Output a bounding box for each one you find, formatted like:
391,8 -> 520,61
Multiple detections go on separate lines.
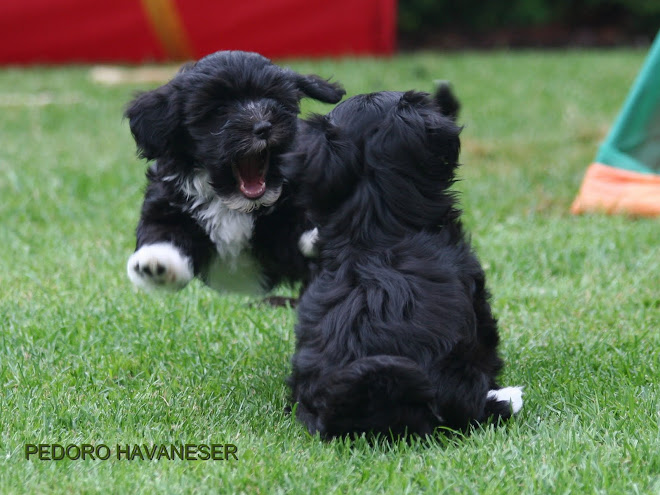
283,115 -> 359,212
124,81 -> 183,160
292,73 -> 345,104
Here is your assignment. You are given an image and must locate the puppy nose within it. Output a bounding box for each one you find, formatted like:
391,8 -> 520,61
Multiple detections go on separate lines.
253,121 -> 272,139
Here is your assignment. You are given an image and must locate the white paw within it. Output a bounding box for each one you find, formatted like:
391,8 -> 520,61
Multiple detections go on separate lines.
299,228 -> 319,258
487,386 -> 524,414
127,243 -> 193,291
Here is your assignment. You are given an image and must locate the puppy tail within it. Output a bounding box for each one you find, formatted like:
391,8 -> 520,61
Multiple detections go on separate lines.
312,355 -> 439,438
433,81 -> 461,121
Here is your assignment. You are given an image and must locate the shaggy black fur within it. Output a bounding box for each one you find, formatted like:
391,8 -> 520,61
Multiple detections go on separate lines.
284,87 -> 521,439
124,50 -> 344,294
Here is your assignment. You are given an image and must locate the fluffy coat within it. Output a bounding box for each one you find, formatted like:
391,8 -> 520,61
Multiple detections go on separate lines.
125,50 -> 344,295
284,87 -> 522,438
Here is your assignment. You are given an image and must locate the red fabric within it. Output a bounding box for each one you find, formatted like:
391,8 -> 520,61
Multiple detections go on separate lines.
0,0 -> 395,64
179,0 -> 396,58
0,0 -> 164,64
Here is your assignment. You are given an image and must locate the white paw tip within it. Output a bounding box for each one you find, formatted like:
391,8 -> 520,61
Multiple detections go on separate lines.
299,227 -> 319,258
487,386 -> 524,414
127,243 -> 193,291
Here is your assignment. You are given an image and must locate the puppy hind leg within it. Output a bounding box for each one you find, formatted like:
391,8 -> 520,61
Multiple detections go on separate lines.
293,401 -> 325,437
432,360 -> 497,430
485,386 -> 524,419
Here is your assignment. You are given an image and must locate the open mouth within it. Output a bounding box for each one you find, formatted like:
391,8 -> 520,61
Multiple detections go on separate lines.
232,150 -> 269,199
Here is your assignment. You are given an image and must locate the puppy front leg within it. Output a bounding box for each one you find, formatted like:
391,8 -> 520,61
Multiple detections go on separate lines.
127,187 -> 214,291
128,242 -> 194,291
298,227 -> 319,258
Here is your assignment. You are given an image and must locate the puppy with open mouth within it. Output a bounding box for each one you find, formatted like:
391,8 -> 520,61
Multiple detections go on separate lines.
124,50 -> 344,297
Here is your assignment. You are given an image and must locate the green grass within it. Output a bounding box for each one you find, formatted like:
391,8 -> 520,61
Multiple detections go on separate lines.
1,50 -> 658,494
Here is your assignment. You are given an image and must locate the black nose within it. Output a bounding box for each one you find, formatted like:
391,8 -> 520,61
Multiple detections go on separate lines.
253,121 -> 272,139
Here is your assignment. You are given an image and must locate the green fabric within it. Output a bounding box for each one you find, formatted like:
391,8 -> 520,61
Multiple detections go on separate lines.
596,31 -> 660,175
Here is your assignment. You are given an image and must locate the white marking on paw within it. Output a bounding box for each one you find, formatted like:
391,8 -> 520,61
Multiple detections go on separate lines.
487,386 -> 523,414
127,243 -> 193,291
299,228 -> 319,258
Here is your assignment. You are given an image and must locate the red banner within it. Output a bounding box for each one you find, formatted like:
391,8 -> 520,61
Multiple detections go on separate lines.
0,0 -> 396,64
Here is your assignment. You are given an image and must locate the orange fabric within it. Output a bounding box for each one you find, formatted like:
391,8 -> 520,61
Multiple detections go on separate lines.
140,0 -> 194,60
571,163 -> 660,217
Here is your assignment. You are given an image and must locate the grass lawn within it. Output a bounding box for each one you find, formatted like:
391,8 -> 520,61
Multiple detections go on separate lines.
1,50 -> 658,494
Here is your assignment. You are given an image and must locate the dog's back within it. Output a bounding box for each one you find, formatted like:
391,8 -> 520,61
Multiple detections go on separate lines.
286,88 -> 522,439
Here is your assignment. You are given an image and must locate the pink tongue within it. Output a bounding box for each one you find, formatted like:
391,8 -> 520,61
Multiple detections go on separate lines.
240,180 -> 266,199
238,159 -> 266,199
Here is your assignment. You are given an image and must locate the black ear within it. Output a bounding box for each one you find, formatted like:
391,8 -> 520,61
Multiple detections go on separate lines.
124,81 -> 183,160
283,115 -> 359,212
426,102 -> 462,170
433,81 -> 460,121
292,73 -> 345,104
366,91 -> 461,179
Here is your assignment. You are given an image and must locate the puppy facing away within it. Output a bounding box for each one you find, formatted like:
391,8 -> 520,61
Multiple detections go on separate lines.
124,50 -> 344,295
284,87 -> 522,439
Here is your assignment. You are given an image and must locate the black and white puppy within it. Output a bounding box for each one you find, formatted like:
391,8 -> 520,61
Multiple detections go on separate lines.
125,50 -> 344,294
284,87 -> 522,439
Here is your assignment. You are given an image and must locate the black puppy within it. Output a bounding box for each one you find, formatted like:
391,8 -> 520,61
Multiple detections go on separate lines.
125,50 -> 344,295
284,87 -> 522,439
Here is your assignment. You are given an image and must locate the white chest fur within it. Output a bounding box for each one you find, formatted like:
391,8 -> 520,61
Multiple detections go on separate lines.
175,170 -> 265,293
193,195 -> 254,262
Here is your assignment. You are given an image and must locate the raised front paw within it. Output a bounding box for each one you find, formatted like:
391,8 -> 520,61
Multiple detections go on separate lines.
127,243 -> 193,291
